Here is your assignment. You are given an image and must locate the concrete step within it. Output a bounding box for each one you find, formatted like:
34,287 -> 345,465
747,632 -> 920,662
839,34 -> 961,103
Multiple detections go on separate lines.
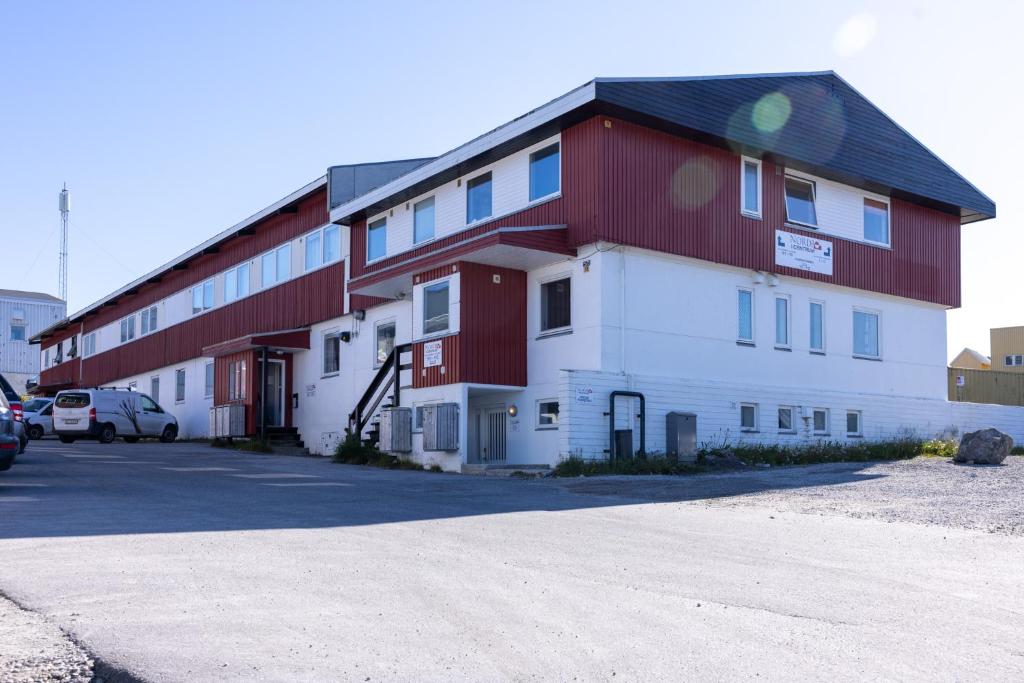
460,463 -> 551,477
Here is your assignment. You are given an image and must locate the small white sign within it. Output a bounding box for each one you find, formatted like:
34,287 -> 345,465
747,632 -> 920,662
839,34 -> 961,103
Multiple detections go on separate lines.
575,386 -> 594,404
956,375 -> 966,387
423,339 -> 443,368
305,383 -> 317,397
775,229 -> 834,276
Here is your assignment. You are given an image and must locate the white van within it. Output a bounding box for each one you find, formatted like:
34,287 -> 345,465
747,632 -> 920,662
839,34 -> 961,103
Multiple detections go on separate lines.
53,389 -> 178,444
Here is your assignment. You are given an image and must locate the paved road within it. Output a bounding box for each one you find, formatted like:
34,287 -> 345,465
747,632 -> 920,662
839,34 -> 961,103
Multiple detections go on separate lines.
1,441 -> 1022,681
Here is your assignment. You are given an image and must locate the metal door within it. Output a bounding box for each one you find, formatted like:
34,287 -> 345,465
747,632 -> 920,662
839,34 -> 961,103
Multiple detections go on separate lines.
482,408 -> 507,462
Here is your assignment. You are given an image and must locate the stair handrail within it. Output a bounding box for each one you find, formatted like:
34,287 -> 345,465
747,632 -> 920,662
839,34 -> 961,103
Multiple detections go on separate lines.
349,342 -> 413,435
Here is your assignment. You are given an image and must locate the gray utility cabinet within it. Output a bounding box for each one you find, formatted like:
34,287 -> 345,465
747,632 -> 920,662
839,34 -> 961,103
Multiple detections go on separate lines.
379,407 -> 412,453
423,403 -> 460,451
209,404 -> 246,438
666,412 -> 697,462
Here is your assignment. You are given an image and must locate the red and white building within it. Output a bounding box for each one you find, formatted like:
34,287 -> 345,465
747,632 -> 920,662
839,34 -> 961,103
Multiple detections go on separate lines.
33,72 -> 1020,469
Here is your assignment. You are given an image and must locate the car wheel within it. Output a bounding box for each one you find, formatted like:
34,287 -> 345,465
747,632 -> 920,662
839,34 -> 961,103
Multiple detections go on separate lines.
27,425 -> 44,440
98,424 -> 116,444
159,425 -> 178,443
123,436 -> 140,443
58,436 -> 76,444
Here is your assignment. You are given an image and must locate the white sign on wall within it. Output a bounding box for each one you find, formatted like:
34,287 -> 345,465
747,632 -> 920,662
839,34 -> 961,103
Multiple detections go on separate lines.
423,339 -> 443,368
575,386 -> 594,403
305,383 -> 317,397
956,375 -> 965,387
775,229 -> 834,276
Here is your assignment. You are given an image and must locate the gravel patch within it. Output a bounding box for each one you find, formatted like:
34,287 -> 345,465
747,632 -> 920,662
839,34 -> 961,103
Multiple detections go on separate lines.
548,456 -> 1024,536
0,593 -> 93,683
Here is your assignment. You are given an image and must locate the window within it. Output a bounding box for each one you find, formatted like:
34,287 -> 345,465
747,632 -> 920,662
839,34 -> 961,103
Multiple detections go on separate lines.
813,408 -> 829,435
809,301 -> 825,353
228,361 -> 247,401
740,157 -> 762,217
367,219 -> 387,262
323,332 -> 341,376
784,176 -> 817,226
466,172 -> 492,223
778,406 -> 795,433
413,197 -> 436,244
304,226 -> 340,270
175,369 -> 186,403
68,335 -> 77,359
864,198 -> 890,245
740,403 -> 759,431
151,376 -> 160,402
120,315 -> 136,343
537,400 -> 560,428
140,306 -> 158,335
11,308 -> 24,321
204,362 -> 214,398
422,282 -> 450,335
305,229 -> 322,270
225,263 -> 250,302
540,277 -> 571,333
375,321 -> 396,367
192,280 -> 214,314
83,332 -> 96,357
853,309 -> 880,358
529,143 -> 560,201
9,324 -> 25,342
44,349 -> 50,368
1006,355 -> 1024,367
846,410 -> 862,436
775,296 -> 790,348
324,225 -> 340,263
55,341 -> 63,364
261,245 -> 291,287
738,288 -> 754,343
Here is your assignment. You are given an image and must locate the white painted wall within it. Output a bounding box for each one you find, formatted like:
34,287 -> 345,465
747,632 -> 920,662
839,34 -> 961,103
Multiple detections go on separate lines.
104,356 -> 214,439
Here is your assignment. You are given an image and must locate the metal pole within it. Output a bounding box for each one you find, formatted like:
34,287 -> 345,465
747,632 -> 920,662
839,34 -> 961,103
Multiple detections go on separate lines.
260,346 -> 267,442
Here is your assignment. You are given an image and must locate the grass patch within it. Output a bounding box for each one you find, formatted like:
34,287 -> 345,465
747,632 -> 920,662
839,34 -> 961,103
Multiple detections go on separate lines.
211,438 -> 273,453
553,438 -> 953,477
332,432 -> 424,471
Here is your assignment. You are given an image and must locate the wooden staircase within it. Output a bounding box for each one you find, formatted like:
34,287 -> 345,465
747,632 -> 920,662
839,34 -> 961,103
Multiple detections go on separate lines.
348,343 -> 413,447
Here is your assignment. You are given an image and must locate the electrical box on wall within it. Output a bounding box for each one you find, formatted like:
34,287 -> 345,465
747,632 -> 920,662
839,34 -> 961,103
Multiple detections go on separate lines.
379,407 -> 412,453
423,403 -> 459,451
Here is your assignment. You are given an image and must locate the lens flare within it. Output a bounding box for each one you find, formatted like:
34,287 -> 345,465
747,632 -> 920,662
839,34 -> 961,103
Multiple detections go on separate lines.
833,13 -> 878,57
670,156 -> 720,210
751,92 -> 791,133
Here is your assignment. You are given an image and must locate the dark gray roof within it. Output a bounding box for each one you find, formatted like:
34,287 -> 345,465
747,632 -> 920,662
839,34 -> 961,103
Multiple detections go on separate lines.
0,289 -> 64,304
593,72 -> 995,222
328,158 -> 435,210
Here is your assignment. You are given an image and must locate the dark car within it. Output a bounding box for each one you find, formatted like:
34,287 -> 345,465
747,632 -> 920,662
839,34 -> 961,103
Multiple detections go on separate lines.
0,373 -> 27,454
0,395 -> 19,471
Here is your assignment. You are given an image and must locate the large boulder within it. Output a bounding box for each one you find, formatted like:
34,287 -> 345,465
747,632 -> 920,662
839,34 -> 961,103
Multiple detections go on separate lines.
954,428 -> 1013,465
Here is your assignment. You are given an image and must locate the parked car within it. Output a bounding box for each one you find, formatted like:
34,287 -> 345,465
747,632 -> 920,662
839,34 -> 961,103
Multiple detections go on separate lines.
53,388 -> 178,444
0,395 -> 20,471
0,373 -> 28,454
23,397 -> 54,440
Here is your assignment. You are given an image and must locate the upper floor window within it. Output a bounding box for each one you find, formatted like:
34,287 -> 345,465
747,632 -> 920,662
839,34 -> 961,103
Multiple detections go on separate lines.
863,198 -> 890,246
529,144 -> 560,201
737,288 -> 754,343
740,157 -> 762,218
192,280 -> 214,314
466,172 -> 493,223
853,309 -> 880,359
83,332 -> 96,357
809,301 -> 825,353
375,320 -> 396,367
324,225 -> 340,264
140,306 -> 158,335
11,308 -> 24,321
261,244 -> 291,288
784,176 -> 817,227
305,226 -> 341,270
55,340 -> 63,364
1006,355 -> 1024,367
9,324 -> 25,342
367,219 -> 387,262
225,263 -> 251,303
120,315 -> 136,343
422,281 -> 450,335
305,230 -> 322,270
414,197 -> 436,244
540,277 -> 571,333
68,335 -> 77,359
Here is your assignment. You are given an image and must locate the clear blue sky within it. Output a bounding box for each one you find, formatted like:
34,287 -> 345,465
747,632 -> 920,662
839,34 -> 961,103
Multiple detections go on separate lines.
0,0 -> 1018,360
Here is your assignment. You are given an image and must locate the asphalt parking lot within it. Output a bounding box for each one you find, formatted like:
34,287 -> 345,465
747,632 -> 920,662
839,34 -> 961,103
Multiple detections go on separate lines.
1,440 -> 1023,681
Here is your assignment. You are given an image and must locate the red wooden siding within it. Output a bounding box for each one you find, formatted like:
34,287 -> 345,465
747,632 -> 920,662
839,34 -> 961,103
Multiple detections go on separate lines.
458,263 -> 526,386
214,350 -> 257,434
412,334 -> 461,388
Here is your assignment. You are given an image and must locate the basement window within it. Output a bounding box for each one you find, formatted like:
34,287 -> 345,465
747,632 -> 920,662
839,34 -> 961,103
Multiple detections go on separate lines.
778,406 -> 795,433
740,403 -> 759,432
846,410 -> 862,437
813,408 -> 830,435
784,176 -> 817,227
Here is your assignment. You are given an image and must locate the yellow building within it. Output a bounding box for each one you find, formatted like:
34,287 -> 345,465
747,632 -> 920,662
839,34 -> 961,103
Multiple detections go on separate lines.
990,326 -> 1024,372
948,327 -> 1024,405
950,347 -> 990,370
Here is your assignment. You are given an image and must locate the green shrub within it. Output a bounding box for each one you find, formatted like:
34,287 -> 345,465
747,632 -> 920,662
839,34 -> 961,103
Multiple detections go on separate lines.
553,454 -> 703,477
333,432 -> 424,470
1011,446 -> 1024,456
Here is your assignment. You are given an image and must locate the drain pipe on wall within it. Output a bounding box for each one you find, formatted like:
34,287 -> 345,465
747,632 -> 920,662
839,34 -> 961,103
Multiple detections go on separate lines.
619,245 -> 627,375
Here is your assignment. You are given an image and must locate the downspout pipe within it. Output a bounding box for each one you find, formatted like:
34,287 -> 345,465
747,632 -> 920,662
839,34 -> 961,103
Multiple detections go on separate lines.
608,390 -> 645,461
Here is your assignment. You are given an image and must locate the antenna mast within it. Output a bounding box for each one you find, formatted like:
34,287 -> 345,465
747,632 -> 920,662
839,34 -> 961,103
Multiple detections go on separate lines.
58,184 -> 70,302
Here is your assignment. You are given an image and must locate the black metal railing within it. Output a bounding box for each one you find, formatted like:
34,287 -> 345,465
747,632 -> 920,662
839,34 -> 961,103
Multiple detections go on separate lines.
349,343 -> 413,439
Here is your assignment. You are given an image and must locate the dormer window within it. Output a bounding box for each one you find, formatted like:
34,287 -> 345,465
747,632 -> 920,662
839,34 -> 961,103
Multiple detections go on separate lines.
784,176 -> 817,227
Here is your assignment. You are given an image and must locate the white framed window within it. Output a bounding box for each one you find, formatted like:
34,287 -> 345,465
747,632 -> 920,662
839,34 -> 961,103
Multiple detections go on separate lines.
813,408 -> 830,435
83,332 -> 97,357
740,403 -> 759,432
44,348 -> 50,368
150,376 -> 160,402
537,399 -> 560,429
740,156 -> 762,218
540,276 -> 571,334
225,263 -> 251,302
228,360 -> 246,401
9,324 -> 26,342
305,229 -> 322,270
737,288 -> 754,343
323,331 -> 341,377
261,244 -> 292,287
1005,355 -> 1024,367
323,225 -> 340,264
140,306 -> 158,335
777,406 -> 795,433
863,198 -> 890,246
367,218 -> 387,262
846,410 -> 862,436
204,362 -> 214,398
809,300 -> 825,353
774,295 -> 790,349
191,280 -> 214,314
175,368 -> 186,403
375,320 -> 396,367
784,176 -> 817,227
119,315 -> 136,343
413,197 -> 436,244
466,172 -> 493,223
55,340 -> 63,364
529,143 -> 561,201
853,308 -> 881,359
304,225 -> 341,271
422,281 -> 450,336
